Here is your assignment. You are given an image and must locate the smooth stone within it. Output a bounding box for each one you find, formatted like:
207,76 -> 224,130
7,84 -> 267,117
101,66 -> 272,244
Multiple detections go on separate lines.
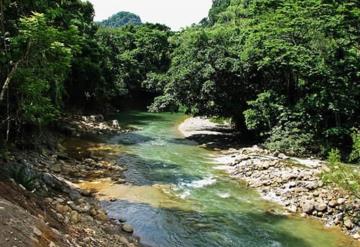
122,223 -> 134,233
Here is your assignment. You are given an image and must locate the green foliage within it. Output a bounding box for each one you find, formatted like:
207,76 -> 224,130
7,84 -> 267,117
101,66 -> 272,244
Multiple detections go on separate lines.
148,94 -> 179,113
99,11 -> 142,28
96,24 -> 173,99
265,119 -> 315,156
322,149 -> 360,199
152,0 -> 360,155
11,13 -> 76,125
244,91 -> 285,134
349,129 -> 360,164
7,165 -> 39,191
328,148 -> 342,164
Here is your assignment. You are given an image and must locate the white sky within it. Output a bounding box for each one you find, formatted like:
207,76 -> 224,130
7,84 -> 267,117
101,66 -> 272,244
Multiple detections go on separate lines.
87,0 -> 213,31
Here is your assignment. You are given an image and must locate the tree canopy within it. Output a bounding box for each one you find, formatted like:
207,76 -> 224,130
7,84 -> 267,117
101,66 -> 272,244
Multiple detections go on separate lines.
149,0 -> 360,156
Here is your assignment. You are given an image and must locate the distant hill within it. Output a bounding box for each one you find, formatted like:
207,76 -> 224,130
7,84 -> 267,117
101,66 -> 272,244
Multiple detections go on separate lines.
99,11 -> 142,28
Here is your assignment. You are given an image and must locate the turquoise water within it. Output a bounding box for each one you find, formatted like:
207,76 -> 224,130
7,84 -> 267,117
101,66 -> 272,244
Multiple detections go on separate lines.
99,111 -> 358,247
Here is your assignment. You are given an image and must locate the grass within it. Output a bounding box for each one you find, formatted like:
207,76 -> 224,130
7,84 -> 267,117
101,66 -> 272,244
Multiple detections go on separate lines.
321,149 -> 360,199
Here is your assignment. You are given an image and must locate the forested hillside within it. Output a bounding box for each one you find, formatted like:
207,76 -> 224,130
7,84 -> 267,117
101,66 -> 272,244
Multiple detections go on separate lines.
98,11 -> 142,28
151,0 -> 360,159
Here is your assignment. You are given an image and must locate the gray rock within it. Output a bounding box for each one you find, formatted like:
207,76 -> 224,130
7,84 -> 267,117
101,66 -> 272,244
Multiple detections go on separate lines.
344,218 -> 354,229
301,201 -> 315,214
122,223 -> 134,233
315,203 -> 327,212
69,190 -> 81,201
337,198 -> 346,205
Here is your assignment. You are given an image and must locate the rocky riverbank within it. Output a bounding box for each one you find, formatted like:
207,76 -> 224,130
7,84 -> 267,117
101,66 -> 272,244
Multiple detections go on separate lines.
179,117 -> 360,241
0,114 -> 140,247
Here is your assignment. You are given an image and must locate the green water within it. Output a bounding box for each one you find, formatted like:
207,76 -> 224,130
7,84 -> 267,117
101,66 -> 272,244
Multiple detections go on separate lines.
101,111 -> 358,247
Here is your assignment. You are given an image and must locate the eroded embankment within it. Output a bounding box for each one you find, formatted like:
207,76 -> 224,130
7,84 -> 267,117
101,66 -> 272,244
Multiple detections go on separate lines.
0,114 -> 140,247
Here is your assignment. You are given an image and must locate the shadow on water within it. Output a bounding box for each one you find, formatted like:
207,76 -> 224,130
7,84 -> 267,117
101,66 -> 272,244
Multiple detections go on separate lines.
109,132 -> 155,146
102,199 -> 316,247
110,111 -> 166,128
117,153 -> 203,186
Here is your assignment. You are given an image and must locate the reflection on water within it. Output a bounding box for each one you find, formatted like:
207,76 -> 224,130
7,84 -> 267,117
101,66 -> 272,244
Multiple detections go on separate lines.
78,111 -> 359,247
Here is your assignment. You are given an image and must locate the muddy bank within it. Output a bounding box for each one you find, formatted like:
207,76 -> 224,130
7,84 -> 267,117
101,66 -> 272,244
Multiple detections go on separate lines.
0,114 -> 140,247
179,117 -> 360,241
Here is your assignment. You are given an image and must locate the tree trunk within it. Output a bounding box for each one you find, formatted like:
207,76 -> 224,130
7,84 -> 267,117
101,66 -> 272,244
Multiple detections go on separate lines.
0,41 -> 31,103
0,60 -> 20,102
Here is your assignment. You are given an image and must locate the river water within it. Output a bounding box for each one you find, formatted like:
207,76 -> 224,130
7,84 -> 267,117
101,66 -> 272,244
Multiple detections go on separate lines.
80,111 -> 359,247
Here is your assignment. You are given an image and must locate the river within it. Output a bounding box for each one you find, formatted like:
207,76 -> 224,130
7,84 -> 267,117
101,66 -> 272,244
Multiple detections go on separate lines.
79,111 -> 359,247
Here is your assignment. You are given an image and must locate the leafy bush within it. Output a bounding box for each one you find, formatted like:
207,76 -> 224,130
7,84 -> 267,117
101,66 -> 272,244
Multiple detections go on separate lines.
349,129 -> 360,164
328,148 -> 341,164
7,165 -> 40,191
148,95 -> 179,112
265,120 -> 315,156
244,90 -> 285,135
322,148 -> 360,199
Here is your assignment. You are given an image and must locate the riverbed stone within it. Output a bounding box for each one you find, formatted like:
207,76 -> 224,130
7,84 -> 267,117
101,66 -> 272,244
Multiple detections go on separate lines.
122,223 -> 134,233
301,201 -> 315,214
315,203 -> 327,212
344,218 -> 354,229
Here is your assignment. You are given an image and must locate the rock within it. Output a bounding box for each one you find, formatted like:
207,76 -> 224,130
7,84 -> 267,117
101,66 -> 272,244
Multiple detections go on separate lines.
70,211 -> 80,224
278,153 -> 287,159
55,204 -> 70,214
122,223 -> 134,233
49,241 -> 57,247
119,236 -> 130,245
288,182 -> 297,188
352,233 -> 360,240
344,218 -> 354,229
304,181 -> 318,190
95,212 -> 108,221
329,200 -> 338,208
287,205 -> 297,213
337,198 -> 346,205
315,203 -> 327,212
33,226 -> 42,237
69,190 -> 81,201
112,120 -> 120,128
89,208 -> 98,217
116,178 -> 126,184
79,189 -> 92,197
301,201 -> 315,214
51,164 -> 62,173
119,217 -> 127,223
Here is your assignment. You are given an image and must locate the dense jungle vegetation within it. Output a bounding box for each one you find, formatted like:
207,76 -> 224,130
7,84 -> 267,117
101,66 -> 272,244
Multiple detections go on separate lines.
0,0 -> 359,162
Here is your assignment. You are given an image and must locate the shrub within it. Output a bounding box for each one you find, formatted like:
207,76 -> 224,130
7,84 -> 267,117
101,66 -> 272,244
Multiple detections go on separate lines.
7,165 -> 40,191
243,90 -> 285,136
322,148 -> 360,199
349,129 -> 360,164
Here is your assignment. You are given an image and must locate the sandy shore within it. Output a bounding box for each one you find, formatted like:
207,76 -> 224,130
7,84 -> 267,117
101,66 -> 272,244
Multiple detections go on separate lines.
178,117 -> 231,138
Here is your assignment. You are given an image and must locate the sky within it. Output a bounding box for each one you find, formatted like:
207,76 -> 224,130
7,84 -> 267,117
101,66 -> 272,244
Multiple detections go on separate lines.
87,0 -> 213,31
